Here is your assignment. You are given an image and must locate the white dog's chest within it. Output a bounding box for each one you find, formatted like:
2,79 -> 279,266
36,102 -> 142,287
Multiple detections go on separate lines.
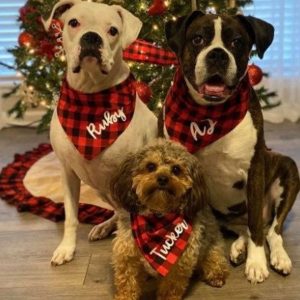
194,112 -> 257,214
50,98 -> 157,201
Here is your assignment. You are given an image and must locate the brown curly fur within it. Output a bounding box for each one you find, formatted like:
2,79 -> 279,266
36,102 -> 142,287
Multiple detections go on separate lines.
111,139 -> 229,300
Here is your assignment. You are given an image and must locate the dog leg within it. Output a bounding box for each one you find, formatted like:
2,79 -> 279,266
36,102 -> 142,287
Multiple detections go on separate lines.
267,218 -> 292,275
112,235 -> 145,300
266,157 -> 300,275
201,244 -> 229,287
51,167 -> 80,266
245,150 -> 269,283
230,235 -> 247,265
88,213 -> 118,241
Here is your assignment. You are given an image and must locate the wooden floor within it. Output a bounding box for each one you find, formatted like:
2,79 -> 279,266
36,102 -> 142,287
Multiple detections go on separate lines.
0,122 -> 300,300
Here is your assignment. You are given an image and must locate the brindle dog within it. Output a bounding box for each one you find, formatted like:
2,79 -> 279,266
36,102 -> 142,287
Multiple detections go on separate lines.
161,11 -> 300,284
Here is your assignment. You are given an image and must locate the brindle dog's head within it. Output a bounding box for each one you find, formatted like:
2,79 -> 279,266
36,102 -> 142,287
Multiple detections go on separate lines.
165,12 -> 274,105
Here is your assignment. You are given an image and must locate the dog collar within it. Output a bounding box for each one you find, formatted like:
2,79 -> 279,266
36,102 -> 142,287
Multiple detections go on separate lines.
130,212 -> 192,277
57,75 -> 136,160
164,68 -> 250,153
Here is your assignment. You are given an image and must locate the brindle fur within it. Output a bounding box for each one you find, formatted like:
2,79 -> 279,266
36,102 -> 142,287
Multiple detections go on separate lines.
163,12 -> 300,278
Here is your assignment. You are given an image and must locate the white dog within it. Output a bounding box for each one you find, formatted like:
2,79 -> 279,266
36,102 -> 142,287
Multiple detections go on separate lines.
43,0 -> 157,266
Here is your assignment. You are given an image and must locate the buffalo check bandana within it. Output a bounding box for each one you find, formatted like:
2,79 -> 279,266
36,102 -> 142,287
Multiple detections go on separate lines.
164,68 -> 251,153
57,75 -> 136,160
123,39 -> 178,66
130,212 -> 192,277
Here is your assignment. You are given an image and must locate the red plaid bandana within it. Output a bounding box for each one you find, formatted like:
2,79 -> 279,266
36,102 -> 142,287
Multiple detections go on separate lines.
57,75 -> 136,160
164,68 -> 250,153
123,39 -> 178,66
131,213 -> 192,277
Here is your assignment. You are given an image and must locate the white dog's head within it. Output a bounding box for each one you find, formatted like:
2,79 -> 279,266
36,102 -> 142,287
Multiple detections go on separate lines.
43,0 -> 142,77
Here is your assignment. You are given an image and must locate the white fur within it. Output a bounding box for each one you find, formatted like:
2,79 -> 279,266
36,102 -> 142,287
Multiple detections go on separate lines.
194,17 -> 237,88
43,1 -> 142,93
45,1 -> 157,265
163,112 -> 256,214
195,112 -> 257,213
230,235 -> 247,264
266,179 -> 292,274
267,219 -> 292,275
245,235 -> 269,284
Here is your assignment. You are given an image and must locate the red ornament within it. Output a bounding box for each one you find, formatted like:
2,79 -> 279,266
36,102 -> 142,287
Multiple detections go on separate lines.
49,19 -> 64,37
248,64 -> 263,86
18,32 -> 34,47
37,39 -> 55,60
134,81 -> 152,103
148,0 -> 167,16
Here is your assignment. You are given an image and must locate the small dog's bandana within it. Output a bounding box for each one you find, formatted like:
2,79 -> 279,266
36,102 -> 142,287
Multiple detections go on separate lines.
164,68 -> 250,153
130,213 -> 192,276
57,75 -> 136,160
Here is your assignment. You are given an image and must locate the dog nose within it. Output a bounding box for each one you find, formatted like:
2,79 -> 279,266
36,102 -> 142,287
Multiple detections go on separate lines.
206,48 -> 229,65
157,175 -> 169,186
80,32 -> 103,48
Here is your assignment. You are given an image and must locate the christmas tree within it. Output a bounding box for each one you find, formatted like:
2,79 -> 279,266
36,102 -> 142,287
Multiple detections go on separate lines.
1,0 -> 278,131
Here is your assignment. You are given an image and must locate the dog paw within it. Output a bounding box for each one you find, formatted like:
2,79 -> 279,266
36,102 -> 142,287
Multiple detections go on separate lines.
270,249 -> 292,275
88,221 -> 116,241
245,259 -> 269,284
206,275 -> 226,288
230,237 -> 247,266
51,244 -> 75,266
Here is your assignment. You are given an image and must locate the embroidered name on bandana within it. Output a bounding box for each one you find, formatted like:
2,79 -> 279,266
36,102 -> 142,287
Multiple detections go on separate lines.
164,69 -> 250,153
57,75 -> 136,160
131,213 -> 192,276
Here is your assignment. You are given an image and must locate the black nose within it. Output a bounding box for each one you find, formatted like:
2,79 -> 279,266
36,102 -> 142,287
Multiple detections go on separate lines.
157,175 -> 169,186
206,48 -> 229,65
80,32 -> 103,48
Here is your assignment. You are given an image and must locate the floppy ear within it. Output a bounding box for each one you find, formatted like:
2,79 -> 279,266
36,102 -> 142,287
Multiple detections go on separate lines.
42,0 -> 79,32
183,161 -> 208,219
165,10 -> 205,55
113,5 -> 142,49
236,15 -> 274,59
110,154 -> 140,213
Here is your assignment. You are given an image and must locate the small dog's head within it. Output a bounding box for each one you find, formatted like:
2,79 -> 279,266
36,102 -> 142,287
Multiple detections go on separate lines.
111,139 -> 208,218
165,12 -> 274,105
43,0 -> 142,76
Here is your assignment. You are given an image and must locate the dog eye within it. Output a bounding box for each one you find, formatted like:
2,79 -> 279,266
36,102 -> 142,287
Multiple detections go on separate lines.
146,162 -> 157,172
108,26 -> 119,36
231,37 -> 242,48
68,18 -> 80,28
192,35 -> 203,46
172,165 -> 181,176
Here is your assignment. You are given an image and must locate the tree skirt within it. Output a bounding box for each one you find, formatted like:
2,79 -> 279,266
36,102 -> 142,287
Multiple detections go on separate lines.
0,143 -> 114,224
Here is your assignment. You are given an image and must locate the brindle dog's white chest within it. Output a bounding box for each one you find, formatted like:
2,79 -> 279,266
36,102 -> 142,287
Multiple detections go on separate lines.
196,112 -> 257,214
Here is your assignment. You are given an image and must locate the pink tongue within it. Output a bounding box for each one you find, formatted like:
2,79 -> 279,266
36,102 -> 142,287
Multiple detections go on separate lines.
204,84 -> 226,95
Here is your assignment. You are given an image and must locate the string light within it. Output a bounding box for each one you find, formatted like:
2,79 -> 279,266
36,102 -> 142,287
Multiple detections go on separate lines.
140,3 -> 146,10
153,24 -> 159,31
59,55 -> 66,62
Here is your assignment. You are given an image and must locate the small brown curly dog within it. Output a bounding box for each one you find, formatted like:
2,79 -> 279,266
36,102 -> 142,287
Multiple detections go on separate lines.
111,139 -> 229,300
